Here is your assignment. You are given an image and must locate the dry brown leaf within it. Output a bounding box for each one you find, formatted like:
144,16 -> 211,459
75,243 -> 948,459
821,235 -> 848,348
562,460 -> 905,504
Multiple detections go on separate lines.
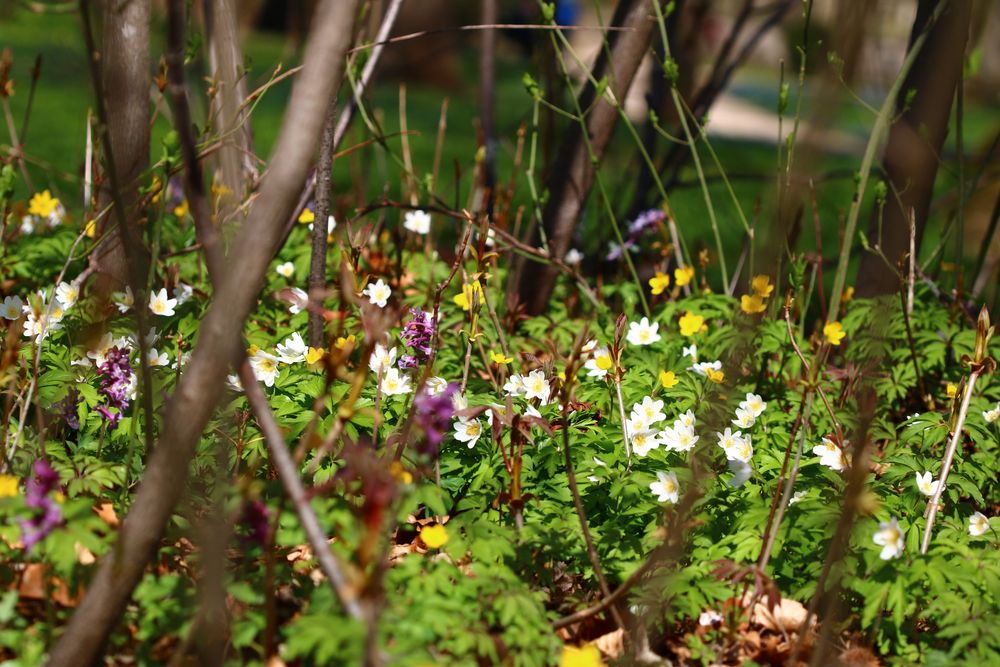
94,501 -> 119,527
591,628 -> 624,659
75,542 -> 96,565
18,564 -> 81,606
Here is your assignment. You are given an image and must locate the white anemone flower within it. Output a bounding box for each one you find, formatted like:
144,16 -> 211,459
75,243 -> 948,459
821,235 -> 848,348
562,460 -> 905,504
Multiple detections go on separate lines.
250,352 -> 280,387
55,281 -> 80,309
969,512 -> 990,537
583,346 -> 612,378
984,403 -> 1000,424
739,393 -> 767,418
146,348 -> 169,367
276,332 -> 308,363
522,370 -> 551,403
565,248 -> 583,265
285,287 -> 308,314
631,430 -> 662,457
682,344 -> 697,361
873,517 -> 905,560
674,410 -> 696,430
1,296 -> 24,320
425,376 -> 448,395
403,210 -> 431,234
915,471 -> 940,497
727,459 -> 752,487
649,471 -> 679,503
732,407 -> 755,429
380,368 -> 411,396
362,279 -> 391,308
503,373 -> 526,397
113,286 -> 135,313
690,360 -> 722,376
453,417 -> 483,448
148,288 -> 177,317
632,396 -> 666,426
369,344 -> 397,373
276,261 -> 295,278
173,282 -> 194,305
626,317 -> 661,346
813,437 -> 847,472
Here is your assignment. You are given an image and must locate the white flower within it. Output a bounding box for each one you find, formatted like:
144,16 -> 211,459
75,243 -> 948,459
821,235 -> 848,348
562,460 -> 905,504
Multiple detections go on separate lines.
632,396 -> 666,426
690,360 -> 722,376
454,417 -> 483,448
380,367 -> 411,396
626,413 -> 650,436
276,332 -> 307,363
308,215 -> 337,236
146,348 -> 169,367
55,281 -> 80,309
789,490 -> 808,505
739,393 -> 766,418
873,517 -> 905,560
565,248 -> 583,265
682,344 -> 698,361
727,459 -> 752,487
503,373 -> 526,397
915,471 -> 939,497
113,287 -> 134,313
369,344 -> 397,373
276,261 -> 295,278
250,352 -> 280,387
650,471 -> 679,503
717,428 -> 752,462
226,373 -> 243,392
522,370 -> 551,403
363,279 -> 391,308
425,376 -> 448,395
984,403 -> 1000,424
173,351 -> 192,370
813,437 -> 847,472
148,288 -> 177,317
626,317 -> 661,346
663,424 -> 699,452
1,296 -> 23,320
631,430 -> 662,457
173,282 -> 194,305
732,407 -> 755,429
403,210 -> 431,234
698,610 -> 723,626
581,339 -> 598,355
285,287 -> 309,314
524,403 -> 542,419
969,511 -> 990,537
128,327 -> 159,350
674,410 -> 696,430
583,346 -> 612,378
20,215 -> 34,234
451,391 -> 468,411
87,333 -> 126,365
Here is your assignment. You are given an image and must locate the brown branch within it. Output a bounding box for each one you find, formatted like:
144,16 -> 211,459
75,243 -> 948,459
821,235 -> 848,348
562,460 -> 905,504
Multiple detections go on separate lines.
44,2 -> 361,663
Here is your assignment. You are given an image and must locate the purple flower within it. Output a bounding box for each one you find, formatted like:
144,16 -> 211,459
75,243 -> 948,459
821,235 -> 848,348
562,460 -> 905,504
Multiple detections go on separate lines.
53,388 -> 81,430
18,460 -> 62,552
398,354 -> 419,370
606,239 -> 636,261
399,308 -> 436,359
96,346 -> 133,430
627,209 -> 666,236
413,383 -> 459,455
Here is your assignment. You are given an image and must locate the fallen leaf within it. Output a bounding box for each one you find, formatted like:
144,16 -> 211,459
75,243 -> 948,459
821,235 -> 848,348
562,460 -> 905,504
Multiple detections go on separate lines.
94,502 -> 119,527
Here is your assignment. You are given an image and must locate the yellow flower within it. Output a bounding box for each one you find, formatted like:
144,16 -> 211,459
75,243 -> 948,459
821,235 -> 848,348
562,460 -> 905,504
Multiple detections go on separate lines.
84,219 -> 97,238
390,461 -> 413,485
211,181 -> 232,201
247,344 -> 261,357
842,286 -> 855,303
490,350 -> 513,365
823,321 -> 846,346
335,334 -> 356,350
453,280 -> 483,311
420,524 -> 448,549
945,382 -> 957,398
298,208 -> 315,224
706,368 -> 725,384
740,294 -> 766,314
150,176 -> 163,204
53,491 -> 65,504
594,353 -> 612,371
658,370 -> 678,388
0,475 -> 18,498
173,200 -> 189,218
28,190 -> 60,218
559,645 -> 605,667
751,274 -> 774,298
678,311 -> 705,337
648,271 -> 671,295
306,347 -> 325,364
674,265 -> 695,287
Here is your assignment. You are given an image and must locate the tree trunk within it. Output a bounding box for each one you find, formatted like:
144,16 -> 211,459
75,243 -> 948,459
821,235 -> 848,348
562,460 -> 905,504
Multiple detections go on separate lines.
516,0 -> 657,316
45,1 -> 360,663
855,0 -> 971,297
91,0 -> 151,293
